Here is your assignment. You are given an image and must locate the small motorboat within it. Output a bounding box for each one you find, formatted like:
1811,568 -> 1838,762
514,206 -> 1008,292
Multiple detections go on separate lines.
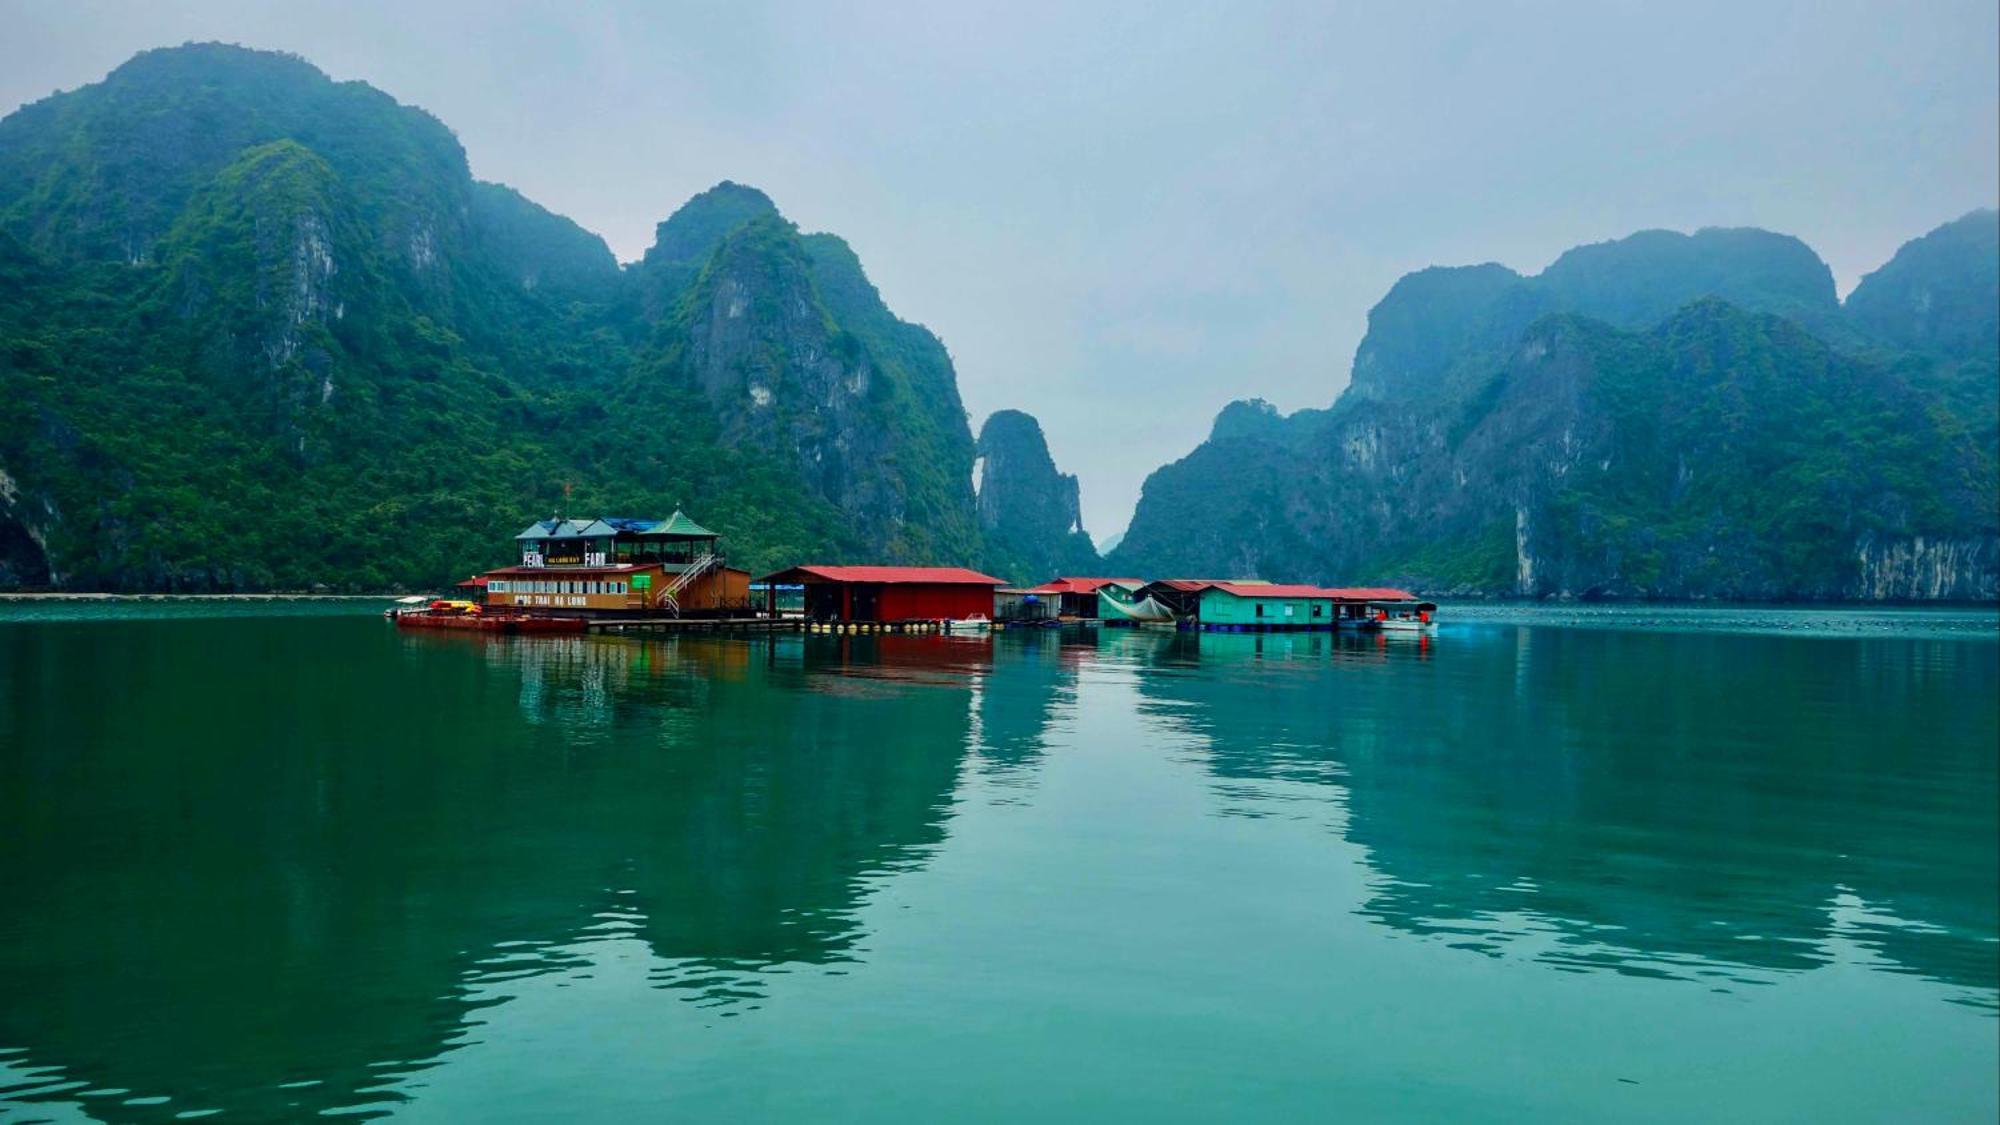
1373,601 -> 1439,635
390,597 -> 587,634
945,614 -> 992,634
385,594 -> 431,618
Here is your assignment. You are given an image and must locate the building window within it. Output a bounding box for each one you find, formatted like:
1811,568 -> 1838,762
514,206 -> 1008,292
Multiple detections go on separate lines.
1255,603 -> 1266,617
1312,604 -> 1323,617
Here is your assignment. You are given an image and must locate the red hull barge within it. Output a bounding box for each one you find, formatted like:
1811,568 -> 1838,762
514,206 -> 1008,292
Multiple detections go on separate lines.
391,612 -> 587,635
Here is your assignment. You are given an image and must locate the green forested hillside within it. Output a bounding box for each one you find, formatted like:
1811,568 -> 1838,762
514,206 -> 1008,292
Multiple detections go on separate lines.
1113,216 -> 2000,600
973,410 -> 1102,584
0,44 -> 981,590
5,44 -> 1994,600
1845,210 -> 2000,463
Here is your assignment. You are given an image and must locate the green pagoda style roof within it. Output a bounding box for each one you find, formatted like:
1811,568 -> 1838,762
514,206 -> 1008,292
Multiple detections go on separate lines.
514,511 -> 718,540
515,518 -> 596,540
647,509 -> 716,538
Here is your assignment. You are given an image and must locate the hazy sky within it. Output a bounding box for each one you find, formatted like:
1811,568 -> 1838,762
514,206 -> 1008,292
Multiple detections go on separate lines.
4,2 -> 1996,539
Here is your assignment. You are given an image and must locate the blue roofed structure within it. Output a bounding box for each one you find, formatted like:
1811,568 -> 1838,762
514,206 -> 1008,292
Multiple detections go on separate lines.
513,510 -> 722,568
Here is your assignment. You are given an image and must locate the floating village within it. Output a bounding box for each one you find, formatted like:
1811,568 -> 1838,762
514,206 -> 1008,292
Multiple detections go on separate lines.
387,511 -> 1438,636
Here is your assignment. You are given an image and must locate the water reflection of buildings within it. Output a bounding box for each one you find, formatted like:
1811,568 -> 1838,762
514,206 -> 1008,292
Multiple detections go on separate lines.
972,630 -> 1099,787
1133,626 -> 1999,1003
0,623 -> 1008,1120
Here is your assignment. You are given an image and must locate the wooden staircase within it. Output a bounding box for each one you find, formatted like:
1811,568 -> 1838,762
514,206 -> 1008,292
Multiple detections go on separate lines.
657,552 -> 720,617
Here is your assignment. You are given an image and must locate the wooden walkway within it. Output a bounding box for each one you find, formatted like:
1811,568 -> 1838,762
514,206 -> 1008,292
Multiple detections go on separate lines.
587,617 -> 960,635
589,616 -> 798,634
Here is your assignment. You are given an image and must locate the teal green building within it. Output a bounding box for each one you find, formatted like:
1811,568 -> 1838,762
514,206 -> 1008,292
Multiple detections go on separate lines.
1195,583 -> 1337,630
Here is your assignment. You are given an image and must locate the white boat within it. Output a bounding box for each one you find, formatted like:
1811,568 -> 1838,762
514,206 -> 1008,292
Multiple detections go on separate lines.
385,594 -> 432,619
946,614 -> 992,634
1372,601 -> 1439,635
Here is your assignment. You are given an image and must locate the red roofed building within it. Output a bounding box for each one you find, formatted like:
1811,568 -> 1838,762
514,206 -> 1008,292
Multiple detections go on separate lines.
1121,579 -> 1433,631
1133,578 -> 1268,619
1323,587 -> 1423,603
1019,576 -> 1148,618
755,565 -> 1005,622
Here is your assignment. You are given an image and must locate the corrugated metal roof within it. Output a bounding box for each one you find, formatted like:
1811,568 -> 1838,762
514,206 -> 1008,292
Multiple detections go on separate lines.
1207,583 -> 1340,599
514,519 -> 559,540
515,518 -> 601,540
1042,576 -> 1147,593
1324,587 -> 1420,601
756,565 -> 1005,586
1145,578 -> 1268,592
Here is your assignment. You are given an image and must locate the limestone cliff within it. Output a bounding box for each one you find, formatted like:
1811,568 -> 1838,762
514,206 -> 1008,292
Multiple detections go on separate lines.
0,44 -> 984,589
974,410 -> 1099,583
1115,287 -> 1998,600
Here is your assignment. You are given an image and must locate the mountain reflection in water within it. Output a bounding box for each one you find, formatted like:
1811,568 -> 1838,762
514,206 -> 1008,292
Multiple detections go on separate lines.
0,611 -> 1993,1121
0,624 -> 988,1119
1129,626 -> 1998,1000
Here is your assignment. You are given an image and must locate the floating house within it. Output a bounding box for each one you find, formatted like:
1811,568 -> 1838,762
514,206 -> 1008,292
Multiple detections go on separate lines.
1096,581 -> 1176,625
1018,577 -> 1148,619
994,587 -> 1060,623
754,565 -> 1005,623
1326,587 -> 1436,631
1193,583 -> 1340,631
481,510 -> 751,617
1133,578 -> 1270,620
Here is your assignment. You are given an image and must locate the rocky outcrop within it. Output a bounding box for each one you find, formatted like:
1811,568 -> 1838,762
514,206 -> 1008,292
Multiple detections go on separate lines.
1114,218 -> 2000,601
468,181 -> 619,298
1114,297 -> 2000,601
0,44 -> 472,273
1539,226 -> 1845,340
638,181 -> 780,319
974,410 -> 1099,583
678,216 -> 908,538
1349,264 -> 1550,402
0,45 -> 987,590
1348,227 -> 1849,404
160,141 -> 348,373
1846,210 -> 1999,361
639,193 -> 982,564
0,463 -> 55,589
1852,534 -> 2000,601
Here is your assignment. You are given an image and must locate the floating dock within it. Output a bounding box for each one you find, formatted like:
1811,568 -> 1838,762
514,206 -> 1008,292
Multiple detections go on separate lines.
588,618 -> 969,636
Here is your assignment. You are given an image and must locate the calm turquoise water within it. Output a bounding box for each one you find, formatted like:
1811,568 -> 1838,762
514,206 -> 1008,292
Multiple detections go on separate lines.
1,605 -> 1995,1121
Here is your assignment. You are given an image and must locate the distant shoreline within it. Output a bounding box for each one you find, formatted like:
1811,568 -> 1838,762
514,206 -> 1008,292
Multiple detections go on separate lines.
0,593 -> 403,601
1,592 -> 1991,608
